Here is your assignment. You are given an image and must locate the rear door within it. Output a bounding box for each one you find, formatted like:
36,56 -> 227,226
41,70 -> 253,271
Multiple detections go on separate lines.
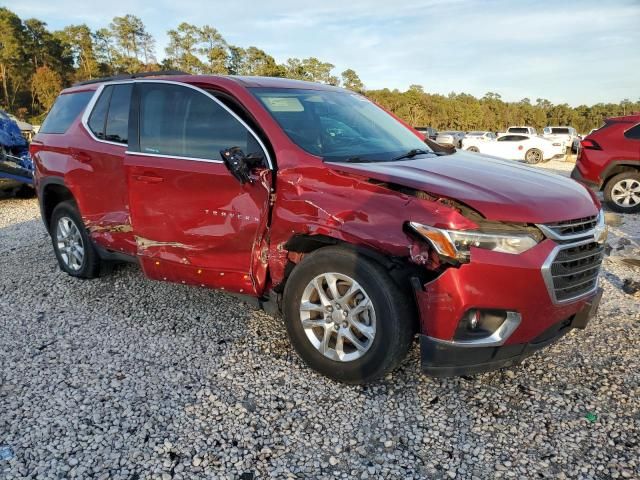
124,82 -> 273,295
77,83 -> 136,254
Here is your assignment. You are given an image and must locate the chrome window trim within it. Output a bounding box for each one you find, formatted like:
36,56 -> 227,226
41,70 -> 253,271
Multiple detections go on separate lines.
125,150 -> 223,164
82,78 -> 273,169
426,312 -> 521,348
541,237 -> 602,304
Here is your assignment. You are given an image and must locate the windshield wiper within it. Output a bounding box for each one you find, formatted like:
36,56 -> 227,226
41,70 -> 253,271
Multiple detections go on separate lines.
342,156 -> 372,163
391,148 -> 432,162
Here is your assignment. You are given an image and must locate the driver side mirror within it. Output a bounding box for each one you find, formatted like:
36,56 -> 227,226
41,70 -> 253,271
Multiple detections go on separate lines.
220,147 -> 264,184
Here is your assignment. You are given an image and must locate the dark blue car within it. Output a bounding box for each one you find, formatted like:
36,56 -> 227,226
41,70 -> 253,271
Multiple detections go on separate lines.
0,110 -> 34,195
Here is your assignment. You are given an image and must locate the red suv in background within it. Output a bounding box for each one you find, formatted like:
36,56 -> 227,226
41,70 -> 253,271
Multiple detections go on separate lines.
572,114 -> 640,213
31,72 -> 606,383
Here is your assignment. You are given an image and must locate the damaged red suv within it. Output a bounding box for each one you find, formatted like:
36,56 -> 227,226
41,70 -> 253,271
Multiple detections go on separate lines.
31,73 -> 606,383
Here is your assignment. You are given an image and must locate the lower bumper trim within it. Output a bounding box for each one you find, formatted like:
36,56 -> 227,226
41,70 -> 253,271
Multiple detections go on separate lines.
420,290 -> 601,377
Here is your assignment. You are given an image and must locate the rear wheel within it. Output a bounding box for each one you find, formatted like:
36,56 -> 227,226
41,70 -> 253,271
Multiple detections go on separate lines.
466,146 -> 479,153
604,172 -> 640,213
524,148 -> 543,164
283,247 -> 415,384
50,201 -> 101,278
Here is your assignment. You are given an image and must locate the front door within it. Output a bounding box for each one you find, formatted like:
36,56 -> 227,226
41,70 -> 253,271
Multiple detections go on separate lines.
124,82 -> 273,295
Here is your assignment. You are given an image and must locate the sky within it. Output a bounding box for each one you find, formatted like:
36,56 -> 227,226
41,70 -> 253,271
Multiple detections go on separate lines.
8,0 -> 640,106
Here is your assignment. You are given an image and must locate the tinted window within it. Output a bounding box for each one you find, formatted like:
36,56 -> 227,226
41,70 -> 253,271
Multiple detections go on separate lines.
40,91 -> 93,134
104,84 -> 132,144
508,128 -> 528,134
551,128 -> 570,134
624,124 -> 640,140
138,83 -> 262,160
87,86 -> 113,139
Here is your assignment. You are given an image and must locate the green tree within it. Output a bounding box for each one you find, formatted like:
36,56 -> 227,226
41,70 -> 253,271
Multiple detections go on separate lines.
0,8 -> 27,109
31,65 -> 62,110
165,22 -> 204,73
57,24 -> 100,80
341,69 -> 364,92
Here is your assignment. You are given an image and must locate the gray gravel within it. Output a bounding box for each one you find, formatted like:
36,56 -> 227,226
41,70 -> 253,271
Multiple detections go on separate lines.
1,180 -> 639,479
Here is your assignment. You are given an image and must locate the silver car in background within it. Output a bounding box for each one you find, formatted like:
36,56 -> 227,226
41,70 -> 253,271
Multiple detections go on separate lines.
435,130 -> 465,147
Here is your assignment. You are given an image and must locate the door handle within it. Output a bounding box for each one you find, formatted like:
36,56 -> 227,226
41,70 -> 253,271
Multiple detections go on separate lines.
71,149 -> 92,163
133,174 -> 164,184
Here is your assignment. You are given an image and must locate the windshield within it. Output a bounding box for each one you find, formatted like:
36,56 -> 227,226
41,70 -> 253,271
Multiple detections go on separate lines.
251,88 -> 432,162
467,131 -> 485,136
508,128 -> 528,133
550,127 -> 570,134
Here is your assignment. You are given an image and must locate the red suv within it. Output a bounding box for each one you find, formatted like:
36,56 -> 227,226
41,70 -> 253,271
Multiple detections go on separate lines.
572,114 -> 640,213
31,73 -> 606,383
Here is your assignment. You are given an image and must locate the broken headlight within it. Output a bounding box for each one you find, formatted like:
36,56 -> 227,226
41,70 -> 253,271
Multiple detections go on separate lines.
409,222 -> 539,262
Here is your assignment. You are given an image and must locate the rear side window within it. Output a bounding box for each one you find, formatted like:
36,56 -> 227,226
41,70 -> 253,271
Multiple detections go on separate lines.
105,84 -> 132,143
624,124 -> 640,140
86,84 -> 132,144
88,86 -> 113,139
40,91 -> 93,134
137,83 -> 262,160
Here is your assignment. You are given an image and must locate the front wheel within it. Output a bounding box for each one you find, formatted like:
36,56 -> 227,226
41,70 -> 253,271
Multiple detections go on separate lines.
524,148 -> 543,164
466,146 -> 479,152
283,247 -> 415,384
604,172 -> 640,213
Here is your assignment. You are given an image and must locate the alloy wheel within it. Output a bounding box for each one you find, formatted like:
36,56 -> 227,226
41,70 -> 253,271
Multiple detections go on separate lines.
611,178 -> 640,208
56,216 -> 85,271
299,272 -> 376,362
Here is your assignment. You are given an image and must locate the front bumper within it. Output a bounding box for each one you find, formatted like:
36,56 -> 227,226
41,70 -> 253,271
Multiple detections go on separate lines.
412,236 -> 603,376
420,288 -> 601,376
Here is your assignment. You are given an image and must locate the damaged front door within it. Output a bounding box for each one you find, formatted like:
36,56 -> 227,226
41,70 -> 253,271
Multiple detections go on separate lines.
125,82 -> 273,295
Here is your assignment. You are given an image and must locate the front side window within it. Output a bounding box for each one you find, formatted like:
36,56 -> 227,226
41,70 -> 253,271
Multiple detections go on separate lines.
40,91 -> 93,134
251,88 -> 432,163
138,83 -> 262,160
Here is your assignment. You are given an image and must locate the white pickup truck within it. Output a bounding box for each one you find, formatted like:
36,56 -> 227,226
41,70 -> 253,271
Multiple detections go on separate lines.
542,126 -> 579,152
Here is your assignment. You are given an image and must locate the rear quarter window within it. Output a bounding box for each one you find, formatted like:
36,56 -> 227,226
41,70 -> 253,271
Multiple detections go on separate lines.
624,124 -> 640,140
39,91 -> 94,134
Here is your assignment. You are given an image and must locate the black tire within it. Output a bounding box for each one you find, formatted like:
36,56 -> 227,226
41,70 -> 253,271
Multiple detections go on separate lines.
524,148 -> 543,164
50,201 -> 101,278
604,172 -> 640,214
282,246 -> 415,384
467,146 -> 479,153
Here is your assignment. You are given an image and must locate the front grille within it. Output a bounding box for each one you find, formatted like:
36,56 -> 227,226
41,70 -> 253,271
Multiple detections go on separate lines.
548,241 -> 604,301
544,215 -> 598,238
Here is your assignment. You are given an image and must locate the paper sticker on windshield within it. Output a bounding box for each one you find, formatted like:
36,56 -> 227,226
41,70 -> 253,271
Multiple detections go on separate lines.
263,97 -> 304,112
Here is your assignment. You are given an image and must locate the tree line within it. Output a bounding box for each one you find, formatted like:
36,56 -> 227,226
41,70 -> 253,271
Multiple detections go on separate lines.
1,7 -> 637,132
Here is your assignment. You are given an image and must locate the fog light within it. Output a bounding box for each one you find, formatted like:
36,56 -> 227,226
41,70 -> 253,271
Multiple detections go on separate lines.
453,309 -> 521,345
469,311 -> 480,329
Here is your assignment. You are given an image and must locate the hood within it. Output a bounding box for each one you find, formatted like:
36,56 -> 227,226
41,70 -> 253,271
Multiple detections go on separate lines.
328,151 -> 598,224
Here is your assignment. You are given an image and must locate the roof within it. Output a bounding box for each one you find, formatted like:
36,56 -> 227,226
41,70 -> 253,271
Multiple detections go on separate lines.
64,72 -> 346,94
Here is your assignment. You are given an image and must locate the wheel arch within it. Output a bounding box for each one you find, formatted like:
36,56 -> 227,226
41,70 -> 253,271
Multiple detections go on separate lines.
600,161 -> 639,191
273,233 -> 426,330
39,177 -> 77,233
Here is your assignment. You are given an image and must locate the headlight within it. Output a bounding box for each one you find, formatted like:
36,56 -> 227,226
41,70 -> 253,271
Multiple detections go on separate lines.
409,222 -> 539,262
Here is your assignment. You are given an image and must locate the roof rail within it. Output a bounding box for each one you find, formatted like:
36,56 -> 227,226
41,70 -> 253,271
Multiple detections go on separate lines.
73,70 -> 189,86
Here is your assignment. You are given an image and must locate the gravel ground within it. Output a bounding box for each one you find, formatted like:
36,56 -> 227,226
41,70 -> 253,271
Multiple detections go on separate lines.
1,159 -> 639,479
